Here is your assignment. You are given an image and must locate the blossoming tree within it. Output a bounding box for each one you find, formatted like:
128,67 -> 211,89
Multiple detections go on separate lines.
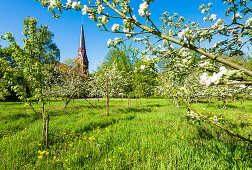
35,0 -> 252,142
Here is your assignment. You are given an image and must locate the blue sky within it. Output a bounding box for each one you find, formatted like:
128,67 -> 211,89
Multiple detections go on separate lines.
0,0 -> 231,72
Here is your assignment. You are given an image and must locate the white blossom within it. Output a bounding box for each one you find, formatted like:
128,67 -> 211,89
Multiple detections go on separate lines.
123,27 -> 130,33
146,55 -> 151,62
82,5 -> 89,15
201,9 -> 206,14
239,84 -> 246,89
97,4 -> 105,14
138,1 -> 148,17
246,18 -> 252,26
66,0 -> 71,7
111,24 -> 120,32
132,15 -> 137,21
72,1 -> 80,9
99,15 -> 107,23
234,12 -> 242,19
114,37 -> 120,45
209,14 -> 216,21
199,61 -> 209,67
140,65 -> 146,70
49,0 -> 57,7
107,39 -> 113,47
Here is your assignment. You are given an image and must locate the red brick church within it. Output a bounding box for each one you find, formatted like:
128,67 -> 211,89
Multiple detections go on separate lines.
75,24 -> 89,75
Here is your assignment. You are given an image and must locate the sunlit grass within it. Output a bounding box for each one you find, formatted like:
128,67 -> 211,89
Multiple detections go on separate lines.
0,99 -> 251,169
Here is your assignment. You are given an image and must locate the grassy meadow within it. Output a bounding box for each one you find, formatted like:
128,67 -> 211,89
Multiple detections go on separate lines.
0,98 -> 251,169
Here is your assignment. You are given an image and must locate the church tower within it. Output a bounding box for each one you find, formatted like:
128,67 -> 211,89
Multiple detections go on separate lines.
75,24 -> 89,75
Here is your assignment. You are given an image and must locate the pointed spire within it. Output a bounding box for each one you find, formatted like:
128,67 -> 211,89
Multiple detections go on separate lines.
79,24 -> 85,50
76,23 -> 89,75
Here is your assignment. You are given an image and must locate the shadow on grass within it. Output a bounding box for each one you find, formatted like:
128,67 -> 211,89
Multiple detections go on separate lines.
146,104 -> 162,107
196,125 -> 214,140
118,107 -> 152,114
193,100 -> 213,104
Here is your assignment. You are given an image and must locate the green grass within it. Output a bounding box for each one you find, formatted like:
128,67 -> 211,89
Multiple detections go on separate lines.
0,99 -> 251,169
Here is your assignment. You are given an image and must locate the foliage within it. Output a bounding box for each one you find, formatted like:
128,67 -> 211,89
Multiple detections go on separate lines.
0,17 -> 60,101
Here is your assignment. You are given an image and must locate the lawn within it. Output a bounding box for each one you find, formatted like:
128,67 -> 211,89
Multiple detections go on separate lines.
0,99 -> 251,169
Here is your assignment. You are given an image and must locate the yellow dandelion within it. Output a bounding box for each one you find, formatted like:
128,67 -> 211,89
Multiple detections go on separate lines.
38,144 -> 42,146
108,158 -> 112,162
88,136 -> 95,141
181,136 -> 184,139
86,154 -> 89,157
38,155 -> 43,159
65,159 -> 68,162
53,156 -> 56,159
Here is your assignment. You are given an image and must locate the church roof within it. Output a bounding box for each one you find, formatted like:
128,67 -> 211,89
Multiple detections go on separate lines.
79,24 -> 86,50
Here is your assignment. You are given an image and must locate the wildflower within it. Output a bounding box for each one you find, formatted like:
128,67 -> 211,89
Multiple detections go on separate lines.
38,155 -> 43,159
88,136 -> 95,141
86,154 -> 89,157
53,156 -> 56,159
65,159 -> 69,162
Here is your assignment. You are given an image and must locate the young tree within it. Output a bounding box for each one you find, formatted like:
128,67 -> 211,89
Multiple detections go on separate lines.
1,17 -> 60,145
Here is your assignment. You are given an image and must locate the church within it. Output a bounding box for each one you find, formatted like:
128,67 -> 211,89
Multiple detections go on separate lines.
55,23 -> 89,76
75,24 -> 89,75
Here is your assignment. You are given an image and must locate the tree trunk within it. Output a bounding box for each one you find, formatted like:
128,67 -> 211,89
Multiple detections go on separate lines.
128,93 -> 130,107
42,98 -> 49,146
223,99 -> 226,109
106,75 -> 109,116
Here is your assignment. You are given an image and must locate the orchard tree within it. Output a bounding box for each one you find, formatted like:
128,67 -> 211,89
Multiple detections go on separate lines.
35,0 -> 252,142
1,17 -> 60,145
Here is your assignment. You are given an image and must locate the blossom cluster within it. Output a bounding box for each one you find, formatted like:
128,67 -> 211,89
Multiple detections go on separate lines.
199,67 -> 228,87
138,1 -> 149,17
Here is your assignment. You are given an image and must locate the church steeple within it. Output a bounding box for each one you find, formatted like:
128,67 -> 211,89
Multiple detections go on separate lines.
76,24 -> 89,75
